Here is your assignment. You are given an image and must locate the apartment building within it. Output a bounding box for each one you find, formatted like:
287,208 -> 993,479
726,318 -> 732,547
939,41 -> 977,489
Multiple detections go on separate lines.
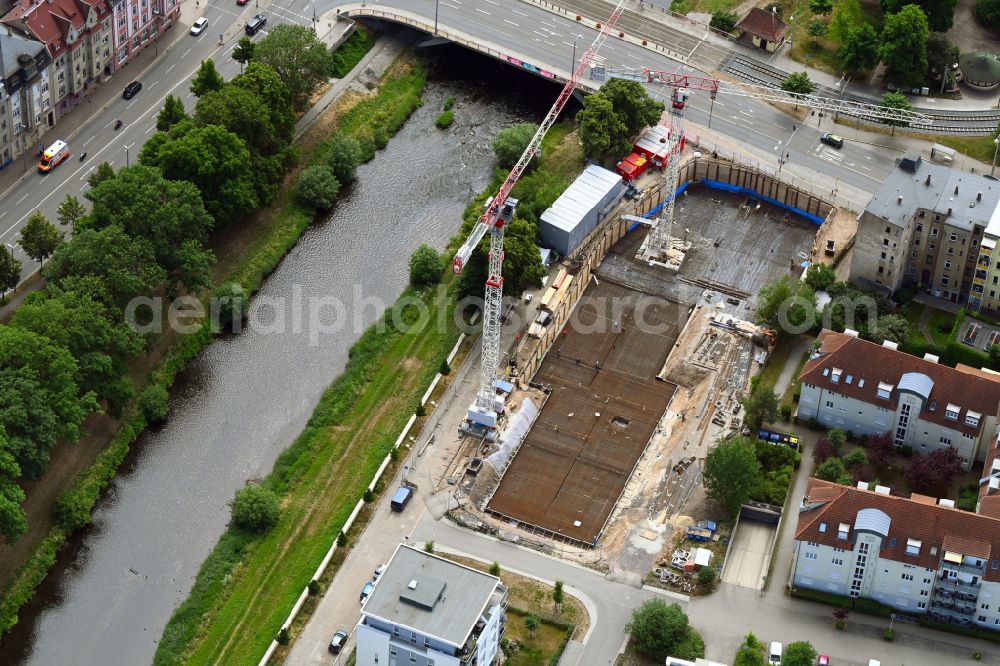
0,24 -> 52,166
798,329 -> 1000,468
357,544 -> 508,666
794,477 -> 1000,631
849,154 -> 1000,303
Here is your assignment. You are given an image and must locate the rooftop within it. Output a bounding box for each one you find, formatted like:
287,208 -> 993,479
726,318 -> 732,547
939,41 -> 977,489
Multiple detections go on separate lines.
0,24 -> 45,78
735,7 -> 788,43
540,164 -> 623,233
863,155 -> 1000,235
960,52 -> 1000,86
800,330 -> 1000,437
796,478 -> 1000,581
361,544 -> 500,648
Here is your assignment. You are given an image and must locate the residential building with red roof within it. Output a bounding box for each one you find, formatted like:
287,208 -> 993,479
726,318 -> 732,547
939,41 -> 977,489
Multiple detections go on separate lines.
794,477 -> 1000,629
798,329 -> 1000,469
734,7 -> 788,53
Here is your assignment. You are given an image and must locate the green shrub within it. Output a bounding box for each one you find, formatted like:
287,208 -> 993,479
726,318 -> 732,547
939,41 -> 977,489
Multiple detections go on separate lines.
337,530 -> 348,547
440,358 -> 451,375
231,483 -> 281,532
443,96 -> 455,111
295,165 -> 341,210
424,540 -> 435,553
409,244 -> 444,287
492,123 -> 540,168
324,132 -> 362,184
435,110 -> 454,129
276,627 -> 289,645
673,629 -> 706,660
710,10 -> 738,32
697,566 -> 717,586
780,404 -> 792,421
308,579 -> 321,596
140,384 -> 170,424
212,281 -> 249,332
883,627 -> 894,641
363,488 -> 375,503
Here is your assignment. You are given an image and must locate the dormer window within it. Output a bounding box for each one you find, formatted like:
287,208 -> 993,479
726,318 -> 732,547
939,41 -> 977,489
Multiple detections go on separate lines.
845,374 -> 853,384
906,538 -> 921,555
838,523 -> 850,540
877,382 -> 893,400
966,411 -> 981,427
945,404 -> 960,420
831,368 -> 842,383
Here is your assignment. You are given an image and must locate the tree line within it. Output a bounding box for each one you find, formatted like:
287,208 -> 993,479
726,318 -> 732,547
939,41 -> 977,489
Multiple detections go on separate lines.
0,25 -> 346,545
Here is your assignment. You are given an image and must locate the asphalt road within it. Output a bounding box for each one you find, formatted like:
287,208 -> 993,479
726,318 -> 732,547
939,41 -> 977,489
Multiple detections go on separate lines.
0,0 -> 328,283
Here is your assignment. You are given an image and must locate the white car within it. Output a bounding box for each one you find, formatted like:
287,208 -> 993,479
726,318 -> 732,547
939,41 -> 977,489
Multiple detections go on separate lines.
190,17 -> 208,36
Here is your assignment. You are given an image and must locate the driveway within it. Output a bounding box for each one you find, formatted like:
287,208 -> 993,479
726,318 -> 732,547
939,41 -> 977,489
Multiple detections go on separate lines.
721,521 -> 774,589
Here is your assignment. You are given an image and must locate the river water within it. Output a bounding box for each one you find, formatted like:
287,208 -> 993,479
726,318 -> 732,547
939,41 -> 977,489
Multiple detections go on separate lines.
0,45 -> 556,665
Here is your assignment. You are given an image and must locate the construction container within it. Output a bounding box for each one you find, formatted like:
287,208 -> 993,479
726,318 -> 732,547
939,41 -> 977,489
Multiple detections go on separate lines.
540,165 -> 626,256
615,152 -> 649,181
633,125 -> 672,169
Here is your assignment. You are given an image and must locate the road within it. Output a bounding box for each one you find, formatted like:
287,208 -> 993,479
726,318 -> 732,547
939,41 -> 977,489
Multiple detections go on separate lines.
0,0 -> 335,283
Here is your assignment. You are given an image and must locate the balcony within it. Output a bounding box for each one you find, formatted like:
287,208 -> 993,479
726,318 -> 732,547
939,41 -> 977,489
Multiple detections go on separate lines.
941,560 -> 985,576
935,577 -> 980,595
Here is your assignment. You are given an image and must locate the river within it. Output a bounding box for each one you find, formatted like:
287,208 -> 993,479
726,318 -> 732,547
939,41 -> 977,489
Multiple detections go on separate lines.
0,43 -> 558,665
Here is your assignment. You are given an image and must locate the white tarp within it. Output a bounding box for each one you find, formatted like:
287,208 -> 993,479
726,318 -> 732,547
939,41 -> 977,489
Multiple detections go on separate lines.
694,547 -> 712,567
487,398 -> 538,473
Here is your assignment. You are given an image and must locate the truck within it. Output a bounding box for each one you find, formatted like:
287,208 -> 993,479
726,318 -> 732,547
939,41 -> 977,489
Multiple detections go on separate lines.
38,139 -> 69,173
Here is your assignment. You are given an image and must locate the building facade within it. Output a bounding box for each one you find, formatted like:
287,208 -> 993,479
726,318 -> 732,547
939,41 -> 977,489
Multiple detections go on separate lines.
0,25 -> 53,166
850,154 -> 1000,305
798,329 -> 1000,468
794,478 -> 1000,630
357,544 -> 508,666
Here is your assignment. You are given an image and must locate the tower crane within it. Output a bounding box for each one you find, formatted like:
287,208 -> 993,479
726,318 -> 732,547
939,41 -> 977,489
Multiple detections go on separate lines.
592,66 -> 934,264
451,1 -> 628,438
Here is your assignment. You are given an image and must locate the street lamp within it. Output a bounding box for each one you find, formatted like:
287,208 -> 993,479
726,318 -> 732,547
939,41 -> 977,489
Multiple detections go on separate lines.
571,33 -> 583,78
788,14 -> 795,53
992,137 -> 999,177
124,144 -> 129,166
311,1 -> 317,33
833,73 -> 850,122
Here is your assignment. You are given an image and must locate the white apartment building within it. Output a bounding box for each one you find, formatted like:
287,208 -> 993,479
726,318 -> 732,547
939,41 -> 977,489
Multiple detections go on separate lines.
797,329 -> 1000,469
794,477 -> 1000,631
357,544 -> 508,666
0,24 -> 53,166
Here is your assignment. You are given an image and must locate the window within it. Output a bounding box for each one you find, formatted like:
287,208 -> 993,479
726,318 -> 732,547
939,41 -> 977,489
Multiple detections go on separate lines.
932,227 -> 939,237
916,223 -> 923,232
883,239 -> 889,247
945,404 -> 959,420
930,242 -> 937,250
825,400 -> 833,408
941,276 -> 949,286
877,382 -> 893,400
838,523 -> 850,540
950,233 -> 958,242
832,368 -> 842,383
805,552 -> 818,560
945,261 -> 952,270
822,368 -> 829,376
915,238 -> 921,246
966,412 -> 980,427
846,374 -> 853,384
393,627 -> 400,638
979,616 -> 987,623
902,573 -> 913,581
410,656 -> 417,664
992,559 -> 999,570
858,379 -> 865,388
912,251 -> 918,259
819,522 -> 827,533
906,538 -> 921,555
918,602 -> 926,609
886,226 -> 891,233
940,436 -> 952,447
982,603 -> 991,610
390,648 -> 397,656
947,247 -> 954,255
833,558 -> 844,566
926,255 -> 933,264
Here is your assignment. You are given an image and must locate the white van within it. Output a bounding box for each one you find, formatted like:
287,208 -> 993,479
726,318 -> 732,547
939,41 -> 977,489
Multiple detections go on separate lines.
768,641 -> 783,664
868,661 -> 881,666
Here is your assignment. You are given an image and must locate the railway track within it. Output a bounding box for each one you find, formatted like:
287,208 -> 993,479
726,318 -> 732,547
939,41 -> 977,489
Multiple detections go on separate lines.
721,54 -> 1000,135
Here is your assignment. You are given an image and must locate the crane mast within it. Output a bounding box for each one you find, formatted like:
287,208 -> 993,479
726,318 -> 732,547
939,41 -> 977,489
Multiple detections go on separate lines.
453,0 -> 627,433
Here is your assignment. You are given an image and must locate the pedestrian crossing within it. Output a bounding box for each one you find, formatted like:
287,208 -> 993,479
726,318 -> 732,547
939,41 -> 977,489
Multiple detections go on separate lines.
813,144 -> 845,165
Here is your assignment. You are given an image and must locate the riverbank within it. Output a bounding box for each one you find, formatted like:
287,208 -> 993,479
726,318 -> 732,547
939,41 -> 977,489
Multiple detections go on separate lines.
0,30 -> 381,644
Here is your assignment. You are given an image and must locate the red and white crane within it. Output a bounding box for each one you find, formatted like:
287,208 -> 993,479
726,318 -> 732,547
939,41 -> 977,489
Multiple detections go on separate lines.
452,0 -> 628,435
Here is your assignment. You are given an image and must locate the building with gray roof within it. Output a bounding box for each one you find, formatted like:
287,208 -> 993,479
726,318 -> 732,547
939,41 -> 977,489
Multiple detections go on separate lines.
849,154 -> 1000,307
0,24 -> 53,167
356,544 -> 508,666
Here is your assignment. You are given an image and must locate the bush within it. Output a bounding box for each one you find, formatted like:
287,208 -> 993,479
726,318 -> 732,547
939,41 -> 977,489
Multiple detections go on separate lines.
697,566 -> 717,586
231,483 -> 281,532
363,488 -> 375,503
780,404 -> 792,421
424,540 -> 435,553
409,244 -> 444,287
435,110 -> 454,129
443,96 -> 455,110
295,165 -> 341,210
324,132 -> 362,184
308,579 -> 321,596
213,281 -> 248,332
672,628 -> 706,660
883,627 -> 894,641
140,384 -> 170,424
976,0 -> 1000,28
492,123 -> 540,168
710,10 -> 738,32
626,599 -> 693,660
808,19 -> 828,36
337,530 -> 348,547
276,627 -> 289,645
489,561 -> 501,576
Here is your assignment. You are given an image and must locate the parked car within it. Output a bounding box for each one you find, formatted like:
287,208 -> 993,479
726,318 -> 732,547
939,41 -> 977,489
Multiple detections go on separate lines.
236,0 -> 248,5
122,81 -> 142,99
189,17 -> 209,35
244,14 -> 267,35
373,564 -> 386,580
328,629 -> 348,654
768,641 -> 783,664
391,485 -> 414,512
820,132 -> 844,149
360,580 -> 375,604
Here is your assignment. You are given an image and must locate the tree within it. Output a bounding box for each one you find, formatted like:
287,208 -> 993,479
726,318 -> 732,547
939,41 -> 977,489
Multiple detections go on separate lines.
409,245 -> 444,287
879,91 -> 915,135
827,428 -> 847,452
0,429 -> 27,544
815,456 -> 846,482
905,446 -> 962,492
839,24 -> 881,74
754,276 -> 817,338
601,78 -> 665,136
977,0 -> 1000,26
524,614 -> 540,638
783,641 -> 818,666
810,0 -> 833,13
195,85 -> 284,157
868,313 -> 910,345
552,580 -> 564,611
781,72 -> 816,108
883,0 -> 957,30
735,632 -> 765,666
56,194 -> 87,230
625,599 -> 691,660
710,10 -> 739,31
0,245 -> 21,299
0,326 -> 97,478
804,263 -> 836,291
828,0 -> 865,42
489,561 -> 501,576
232,36 -> 255,73
744,381 -> 780,431
86,165 -> 214,294
925,32 -> 960,85
842,447 -> 869,471
704,436 -> 761,516
254,24 -> 335,108
139,384 -> 169,424
492,123 -> 540,169
324,132 -> 362,185
457,218 -> 545,301
577,94 -> 629,160
866,432 -> 896,469
19,211 -> 62,267
190,59 -> 225,97
808,20 -> 828,36
156,94 -> 187,132
697,565 -> 717,586
231,483 -> 280,531
44,224 -> 166,316
87,161 -> 115,189
879,5 -> 930,88
12,288 -> 142,417
295,165 -> 341,210
231,63 -> 296,149
813,436 -> 835,464
337,530 -> 348,547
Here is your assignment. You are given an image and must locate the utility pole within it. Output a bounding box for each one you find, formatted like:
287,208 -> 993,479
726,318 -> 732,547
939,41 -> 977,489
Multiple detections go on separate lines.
434,0 -> 440,35
571,34 -> 583,79
124,144 -> 129,166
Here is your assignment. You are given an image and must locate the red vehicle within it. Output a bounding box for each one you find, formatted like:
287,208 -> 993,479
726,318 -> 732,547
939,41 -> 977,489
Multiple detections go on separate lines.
615,152 -> 648,182
236,0 -> 248,5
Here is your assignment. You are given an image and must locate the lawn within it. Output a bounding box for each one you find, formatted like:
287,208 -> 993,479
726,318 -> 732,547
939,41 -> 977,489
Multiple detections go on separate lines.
669,0 -> 744,16
505,613 -> 572,666
782,0 -> 882,76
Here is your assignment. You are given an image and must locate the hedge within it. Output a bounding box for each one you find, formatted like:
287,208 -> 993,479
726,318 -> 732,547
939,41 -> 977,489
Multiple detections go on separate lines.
790,586 -> 894,617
